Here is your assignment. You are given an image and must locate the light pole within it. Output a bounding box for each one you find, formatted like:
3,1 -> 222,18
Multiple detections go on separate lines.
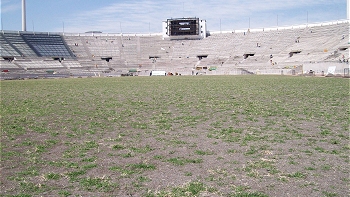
22,0 -> 26,31
120,22 -> 123,34
249,17 -> 250,29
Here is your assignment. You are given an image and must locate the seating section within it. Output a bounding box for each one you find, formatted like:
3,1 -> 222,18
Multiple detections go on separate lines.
0,32 -> 37,57
1,21 -> 349,74
16,60 -> 64,69
0,60 -> 21,69
0,34 -> 22,57
64,22 -> 349,73
0,31 -> 76,71
0,32 -> 74,58
22,33 -> 73,57
62,60 -> 82,68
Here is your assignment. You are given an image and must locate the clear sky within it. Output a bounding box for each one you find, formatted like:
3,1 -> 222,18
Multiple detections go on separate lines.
1,0 -> 348,33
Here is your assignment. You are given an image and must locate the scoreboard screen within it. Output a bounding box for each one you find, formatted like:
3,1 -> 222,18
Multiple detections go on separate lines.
168,18 -> 200,36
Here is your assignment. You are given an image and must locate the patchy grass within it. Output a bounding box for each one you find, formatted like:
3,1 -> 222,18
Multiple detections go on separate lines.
1,75 -> 348,196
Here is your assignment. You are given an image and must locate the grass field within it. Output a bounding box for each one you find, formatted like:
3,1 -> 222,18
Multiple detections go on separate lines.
1,75 -> 349,197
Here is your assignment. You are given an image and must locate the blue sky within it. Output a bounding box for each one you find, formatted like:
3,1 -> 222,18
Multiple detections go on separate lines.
1,0 -> 348,33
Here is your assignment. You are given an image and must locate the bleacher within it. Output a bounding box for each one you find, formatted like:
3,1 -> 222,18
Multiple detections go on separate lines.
0,34 -> 22,57
62,60 -> 82,69
0,60 -> 21,69
15,60 -> 64,70
1,20 -> 349,76
0,31 -> 78,73
22,33 -> 73,57
1,32 -> 37,57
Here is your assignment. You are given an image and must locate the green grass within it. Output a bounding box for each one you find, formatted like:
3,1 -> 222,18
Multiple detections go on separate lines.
109,162 -> 156,178
194,149 -> 214,155
148,181 -> 218,197
79,177 -> 117,192
166,157 -> 203,165
45,173 -> 61,180
1,75 -> 348,196
286,171 -> 306,179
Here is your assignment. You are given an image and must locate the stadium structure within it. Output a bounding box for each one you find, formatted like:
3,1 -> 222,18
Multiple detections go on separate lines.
0,1 -> 349,79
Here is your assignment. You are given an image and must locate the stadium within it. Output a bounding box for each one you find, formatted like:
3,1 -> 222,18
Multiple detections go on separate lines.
1,1 -> 349,79
1,1 -> 349,197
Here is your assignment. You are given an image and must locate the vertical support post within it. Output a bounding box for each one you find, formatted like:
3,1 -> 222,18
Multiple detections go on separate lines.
249,17 -> 250,29
182,2 -> 184,17
22,0 -> 26,31
120,22 -> 122,35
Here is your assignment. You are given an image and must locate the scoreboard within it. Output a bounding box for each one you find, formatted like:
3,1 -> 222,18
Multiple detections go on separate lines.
163,18 -> 207,40
168,18 -> 199,36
